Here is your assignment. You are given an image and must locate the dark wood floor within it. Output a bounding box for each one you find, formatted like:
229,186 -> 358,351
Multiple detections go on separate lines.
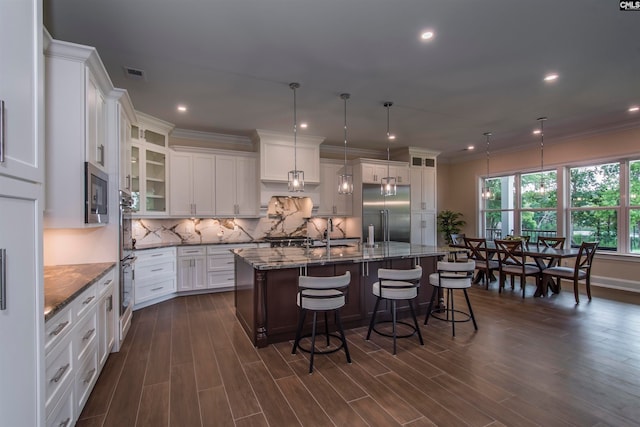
78,281 -> 640,427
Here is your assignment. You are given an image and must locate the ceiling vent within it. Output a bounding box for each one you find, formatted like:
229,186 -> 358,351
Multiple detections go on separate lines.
123,66 -> 146,81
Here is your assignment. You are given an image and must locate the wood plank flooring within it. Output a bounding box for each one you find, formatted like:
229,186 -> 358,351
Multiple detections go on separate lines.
77,283 -> 640,426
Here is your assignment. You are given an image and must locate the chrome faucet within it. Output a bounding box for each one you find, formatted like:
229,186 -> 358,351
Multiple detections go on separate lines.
324,218 -> 333,250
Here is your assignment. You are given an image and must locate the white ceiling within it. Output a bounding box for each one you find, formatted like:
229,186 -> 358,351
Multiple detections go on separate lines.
44,0 -> 640,161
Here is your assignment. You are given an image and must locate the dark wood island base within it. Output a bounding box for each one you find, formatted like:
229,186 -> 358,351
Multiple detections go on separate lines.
234,244 -> 442,348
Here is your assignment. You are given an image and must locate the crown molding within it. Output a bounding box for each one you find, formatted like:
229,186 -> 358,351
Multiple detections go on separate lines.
171,128 -> 253,148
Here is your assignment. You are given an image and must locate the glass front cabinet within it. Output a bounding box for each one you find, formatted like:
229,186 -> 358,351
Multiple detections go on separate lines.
130,112 -> 174,215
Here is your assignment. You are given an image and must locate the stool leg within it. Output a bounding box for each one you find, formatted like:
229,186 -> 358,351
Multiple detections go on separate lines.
324,312 -> 330,347
392,300 -> 397,355
450,289 -> 456,337
463,289 -> 478,331
408,299 -> 423,345
309,312 -> 318,374
366,296 -> 381,340
335,309 -> 351,364
424,286 -> 438,325
292,308 -> 307,355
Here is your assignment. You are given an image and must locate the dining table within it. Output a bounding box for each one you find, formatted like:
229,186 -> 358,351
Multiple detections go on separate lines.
450,241 -> 581,297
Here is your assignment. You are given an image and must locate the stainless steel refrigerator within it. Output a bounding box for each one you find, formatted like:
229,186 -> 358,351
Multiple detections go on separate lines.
362,184 -> 411,243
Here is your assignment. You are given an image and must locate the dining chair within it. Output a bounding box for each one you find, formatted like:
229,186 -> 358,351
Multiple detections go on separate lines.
538,236 -> 566,248
495,239 -> 541,298
449,233 -> 468,261
463,237 -> 499,289
366,266 -> 423,355
541,241 -> 599,303
291,271 -> 352,373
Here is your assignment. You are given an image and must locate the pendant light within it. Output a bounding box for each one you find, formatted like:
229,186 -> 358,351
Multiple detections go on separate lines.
288,82 -> 304,192
338,93 -> 354,195
482,132 -> 492,199
381,101 -> 397,196
537,117 -> 547,194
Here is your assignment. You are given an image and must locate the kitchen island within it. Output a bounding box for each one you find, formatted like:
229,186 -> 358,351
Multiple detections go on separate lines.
233,242 -> 445,347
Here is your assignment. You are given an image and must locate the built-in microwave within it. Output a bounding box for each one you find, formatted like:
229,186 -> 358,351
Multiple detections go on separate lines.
85,162 -> 109,224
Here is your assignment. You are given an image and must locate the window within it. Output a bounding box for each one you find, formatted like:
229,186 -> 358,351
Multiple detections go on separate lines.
480,159 -> 640,255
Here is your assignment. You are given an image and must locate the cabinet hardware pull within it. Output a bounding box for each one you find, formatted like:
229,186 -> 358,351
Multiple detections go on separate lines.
151,268 -> 163,272
59,417 -> 71,427
151,287 -> 163,291
50,321 -> 70,336
98,144 -> 105,166
0,248 -> 6,310
82,328 -> 96,341
126,174 -> 131,190
107,295 -> 113,312
83,296 -> 95,305
0,100 -> 5,163
83,368 -> 96,384
50,363 -> 70,383
151,253 -> 163,257
103,279 -> 112,286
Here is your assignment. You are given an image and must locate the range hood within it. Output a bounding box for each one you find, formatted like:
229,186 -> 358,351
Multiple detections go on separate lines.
266,196 -> 313,219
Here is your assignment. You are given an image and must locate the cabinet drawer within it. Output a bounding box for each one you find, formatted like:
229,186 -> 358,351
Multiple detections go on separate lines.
46,381 -> 74,427
96,267 -> 115,297
75,343 -> 98,412
73,284 -> 97,320
73,311 -> 97,362
45,305 -> 73,355
45,336 -> 74,416
136,247 -> 176,264
208,271 -> 235,289
136,278 -> 176,303
178,246 -> 206,256
207,253 -> 234,271
136,259 -> 175,279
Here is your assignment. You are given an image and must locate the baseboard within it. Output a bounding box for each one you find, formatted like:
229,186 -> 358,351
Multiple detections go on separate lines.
591,275 -> 640,293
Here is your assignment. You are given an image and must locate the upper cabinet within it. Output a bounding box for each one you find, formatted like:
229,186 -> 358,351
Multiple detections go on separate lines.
44,36 -> 116,228
130,112 -> 174,216
318,161 -> 352,216
215,154 -> 259,217
169,150 -> 215,217
358,159 -> 410,185
116,90 -> 136,193
254,129 -> 324,184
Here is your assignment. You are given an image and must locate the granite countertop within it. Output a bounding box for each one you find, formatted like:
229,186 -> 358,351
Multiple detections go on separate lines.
233,242 -> 445,270
44,262 -> 116,321
133,237 -> 361,251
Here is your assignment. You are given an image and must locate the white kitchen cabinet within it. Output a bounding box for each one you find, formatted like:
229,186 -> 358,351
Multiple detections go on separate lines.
409,153 -> 437,246
130,112 -> 174,216
215,154 -> 259,217
170,151 -> 216,216
207,244 -> 254,291
117,90 -> 136,193
411,166 -> 436,211
1,4 -> 44,425
359,160 -> 410,185
411,211 -> 437,247
134,247 -> 177,308
255,129 -> 324,184
97,268 -> 116,368
85,71 -> 107,169
177,246 -> 208,291
318,161 -> 352,216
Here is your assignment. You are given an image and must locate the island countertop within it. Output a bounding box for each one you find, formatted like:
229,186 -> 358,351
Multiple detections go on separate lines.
232,241 -> 445,270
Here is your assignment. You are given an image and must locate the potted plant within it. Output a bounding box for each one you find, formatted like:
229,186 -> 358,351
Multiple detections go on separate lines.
437,210 -> 466,245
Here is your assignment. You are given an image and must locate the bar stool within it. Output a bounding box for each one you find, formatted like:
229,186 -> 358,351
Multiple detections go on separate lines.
291,271 -> 351,374
424,260 -> 477,336
366,266 -> 423,355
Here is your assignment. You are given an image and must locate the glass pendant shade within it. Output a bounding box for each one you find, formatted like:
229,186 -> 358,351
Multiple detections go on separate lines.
288,82 -> 304,192
482,186 -> 492,200
288,169 -> 304,192
338,93 -> 354,195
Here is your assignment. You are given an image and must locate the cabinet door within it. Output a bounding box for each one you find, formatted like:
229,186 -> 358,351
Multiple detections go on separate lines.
192,155 -> 215,216
144,148 -> 167,214
0,0 -> 43,183
395,166 -> 410,185
236,157 -> 258,216
85,71 -> 107,170
119,107 -> 132,191
318,163 -> 338,216
98,290 -> 115,367
410,168 -> 424,210
177,258 -> 194,291
0,176 -> 43,426
215,155 -> 237,216
169,152 -> 192,216
422,167 -> 436,211
130,145 -> 141,212
193,257 -> 208,290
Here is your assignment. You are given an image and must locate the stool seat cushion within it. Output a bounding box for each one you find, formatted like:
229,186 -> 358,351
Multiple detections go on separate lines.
297,290 -> 345,311
429,272 -> 472,289
372,281 -> 418,300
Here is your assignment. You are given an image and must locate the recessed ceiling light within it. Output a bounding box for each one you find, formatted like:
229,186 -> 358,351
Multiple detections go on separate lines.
467,145 -> 475,150
300,122 -> 308,129
420,30 -> 434,41
533,129 -> 541,135
629,106 -> 639,113
544,73 -> 559,82
388,134 -> 396,140
177,105 -> 187,112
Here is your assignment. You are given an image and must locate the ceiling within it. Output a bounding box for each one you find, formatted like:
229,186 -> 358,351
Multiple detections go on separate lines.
44,0 -> 640,161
